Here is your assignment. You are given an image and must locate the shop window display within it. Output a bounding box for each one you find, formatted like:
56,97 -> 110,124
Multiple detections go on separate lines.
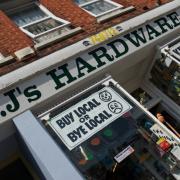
149,103 -> 180,136
150,57 -> 180,105
40,84 -> 178,180
131,88 -> 152,106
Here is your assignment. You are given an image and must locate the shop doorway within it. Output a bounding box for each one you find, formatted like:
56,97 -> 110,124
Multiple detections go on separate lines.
0,159 -> 34,180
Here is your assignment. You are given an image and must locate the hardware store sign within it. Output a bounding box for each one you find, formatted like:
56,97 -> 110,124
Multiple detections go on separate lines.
0,10 -> 180,122
49,87 -> 132,150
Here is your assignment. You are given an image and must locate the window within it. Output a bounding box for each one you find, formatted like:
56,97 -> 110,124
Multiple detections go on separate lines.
39,84 -> 166,180
131,88 -> 152,106
9,3 -> 72,43
74,0 -> 123,17
150,56 -> 180,105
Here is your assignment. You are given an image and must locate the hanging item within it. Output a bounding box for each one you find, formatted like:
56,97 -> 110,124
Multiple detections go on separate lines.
156,113 -> 180,138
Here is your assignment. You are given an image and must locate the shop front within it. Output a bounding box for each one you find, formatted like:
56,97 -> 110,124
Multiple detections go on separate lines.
13,77 -> 180,180
0,6 -> 180,180
131,37 -> 180,138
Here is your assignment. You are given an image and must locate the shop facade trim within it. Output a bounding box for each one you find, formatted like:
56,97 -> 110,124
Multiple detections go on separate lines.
0,8 -> 180,124
0,0 -> 179,91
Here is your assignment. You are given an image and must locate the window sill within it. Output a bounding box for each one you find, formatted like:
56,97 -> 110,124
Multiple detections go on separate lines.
0,56 -> 14,67
97,6 -> 135,23
34,27 -> 82,50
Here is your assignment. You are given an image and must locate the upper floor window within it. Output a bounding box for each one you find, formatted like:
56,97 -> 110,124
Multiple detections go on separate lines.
8,3 -> 72,43
74,0 -> 123,17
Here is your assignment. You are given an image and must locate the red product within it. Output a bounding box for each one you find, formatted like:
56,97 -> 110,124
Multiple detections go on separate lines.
158,140 -> 171,151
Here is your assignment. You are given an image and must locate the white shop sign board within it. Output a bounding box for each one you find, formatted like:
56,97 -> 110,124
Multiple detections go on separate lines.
0,9 -> 180,123
49,87 -> 132,150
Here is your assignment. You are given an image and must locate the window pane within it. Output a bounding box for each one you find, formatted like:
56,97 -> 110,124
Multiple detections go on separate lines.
83,0 -> 117,15
24,18 -> 64,35
8,4 -> 72,43
42,85 -> 167,180
74,0 -> 94,5
10,6 -> 47,26
35,27 -> 70,43
150,58 -> 180,105
131,88 -> 152,105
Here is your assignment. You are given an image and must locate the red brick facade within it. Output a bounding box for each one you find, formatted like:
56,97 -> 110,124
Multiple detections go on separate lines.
0,0 -> 173,75
0,11 -> 33,56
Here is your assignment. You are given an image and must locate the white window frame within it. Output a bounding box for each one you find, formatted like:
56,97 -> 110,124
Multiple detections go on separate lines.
76,0 -> 123,17
0,53 -> 4,61
12,3 -> 71,40
142,41 -> 180,122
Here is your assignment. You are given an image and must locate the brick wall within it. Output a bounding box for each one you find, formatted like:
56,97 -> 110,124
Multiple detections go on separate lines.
0,11 -> 33,56
40,0 -> 98,31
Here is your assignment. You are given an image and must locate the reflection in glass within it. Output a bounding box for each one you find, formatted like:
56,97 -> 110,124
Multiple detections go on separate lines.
74,0 -> 94,5
10,6 -> 47,26
131,88 -> 152,105
35,27 -> 70,43
9,4 -> 71,43
24,18 -> 64,35
150,57 -> 180,105
83,1 -> 117,15
41,85 -> 173,180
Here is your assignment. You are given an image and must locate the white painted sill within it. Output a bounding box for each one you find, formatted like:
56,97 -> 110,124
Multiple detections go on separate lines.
97,6 -> 135,23
35,27 -> 82,50
0,56 -> 14,67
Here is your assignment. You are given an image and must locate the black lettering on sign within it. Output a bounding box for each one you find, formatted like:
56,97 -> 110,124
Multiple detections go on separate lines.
88,47 -> 114,68
1,85 -> 42,117
67,132 -> 77,142
79,114 -> 90,123
4,89 -> 20,113
83,104 -> 91,112
145,24 -> 161,40
124,28 -> 147,47
76,57 -> 96,78
46,63 -> 77,90
99,110 -> 112,120
85,110 -> 112,130
56,112 -> 74,129
84,121 -> 94,130
89,98 -> 101,109
74,98 -> 101,118
173,46 -> 180,56
107,38 -> 129,58
67,125 -> 88,142
167,12 -> 180,27
24,85 -> 41,103
154,17 -> 173,33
